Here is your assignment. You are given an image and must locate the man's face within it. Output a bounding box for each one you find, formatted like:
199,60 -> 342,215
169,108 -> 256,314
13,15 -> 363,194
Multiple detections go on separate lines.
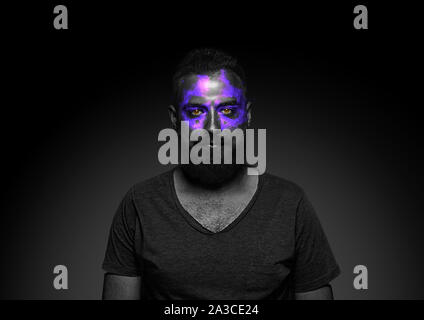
172,69 -> 250,187
177,69 -> 249,132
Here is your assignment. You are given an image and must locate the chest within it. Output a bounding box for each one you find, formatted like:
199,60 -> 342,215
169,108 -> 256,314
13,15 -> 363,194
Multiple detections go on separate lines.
179,197 -> 248,233
137,201 -> 296,299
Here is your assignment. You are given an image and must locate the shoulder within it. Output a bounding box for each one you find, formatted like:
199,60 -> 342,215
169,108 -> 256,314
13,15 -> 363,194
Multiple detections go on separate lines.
262,172 -> 305,202
252,172 -> 307,216
130,169 -> 174,199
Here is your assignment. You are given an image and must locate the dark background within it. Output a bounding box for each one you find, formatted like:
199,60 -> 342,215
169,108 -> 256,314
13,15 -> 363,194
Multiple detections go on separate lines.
1,1 -> 422,299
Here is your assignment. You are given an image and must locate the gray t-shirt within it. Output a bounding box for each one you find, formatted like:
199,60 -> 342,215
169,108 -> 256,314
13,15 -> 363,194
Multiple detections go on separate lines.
102,169 -> 340,299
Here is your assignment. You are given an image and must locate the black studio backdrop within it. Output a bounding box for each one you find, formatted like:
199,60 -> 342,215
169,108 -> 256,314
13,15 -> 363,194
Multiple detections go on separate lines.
1,1 -> 423,299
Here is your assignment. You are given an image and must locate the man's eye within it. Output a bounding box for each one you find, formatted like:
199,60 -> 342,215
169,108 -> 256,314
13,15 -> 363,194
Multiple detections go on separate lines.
191,109 -> 203,116
221,108 -> 233,115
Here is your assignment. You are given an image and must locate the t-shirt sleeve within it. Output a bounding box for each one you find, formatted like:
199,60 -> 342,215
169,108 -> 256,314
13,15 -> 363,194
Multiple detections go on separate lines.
102,187 -> 142,276
292,192 -> 341,292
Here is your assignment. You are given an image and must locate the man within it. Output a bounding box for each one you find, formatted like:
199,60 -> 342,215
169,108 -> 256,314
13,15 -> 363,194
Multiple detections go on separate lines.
102,48 -> 340,299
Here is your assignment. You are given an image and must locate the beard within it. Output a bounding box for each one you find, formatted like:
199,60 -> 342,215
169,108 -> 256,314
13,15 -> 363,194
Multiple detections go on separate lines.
178,129 -> 247,188
180,162 -> 245,189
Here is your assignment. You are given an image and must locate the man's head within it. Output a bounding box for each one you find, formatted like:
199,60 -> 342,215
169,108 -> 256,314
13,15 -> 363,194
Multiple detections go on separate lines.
169,48 -> 251,132
169,48 -> 252,188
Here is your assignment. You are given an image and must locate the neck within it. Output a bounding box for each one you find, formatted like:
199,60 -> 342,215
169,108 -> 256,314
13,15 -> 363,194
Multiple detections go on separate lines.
174,165 -> 254,195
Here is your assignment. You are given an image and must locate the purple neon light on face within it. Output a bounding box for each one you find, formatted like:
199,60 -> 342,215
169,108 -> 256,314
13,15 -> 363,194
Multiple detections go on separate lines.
179,69 -> 247,131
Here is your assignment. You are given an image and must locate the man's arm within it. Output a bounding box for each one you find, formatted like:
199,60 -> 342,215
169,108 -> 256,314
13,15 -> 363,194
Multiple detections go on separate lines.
295,284 -> 334,300
102,273 -> 141,300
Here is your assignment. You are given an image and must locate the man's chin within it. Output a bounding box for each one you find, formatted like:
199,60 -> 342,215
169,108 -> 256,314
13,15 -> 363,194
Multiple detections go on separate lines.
179,163 -> 245,189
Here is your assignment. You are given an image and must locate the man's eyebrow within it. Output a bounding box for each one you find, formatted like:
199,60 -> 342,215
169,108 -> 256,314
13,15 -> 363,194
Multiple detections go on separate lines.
217,99 -> 239,107
184,103 -> 205,108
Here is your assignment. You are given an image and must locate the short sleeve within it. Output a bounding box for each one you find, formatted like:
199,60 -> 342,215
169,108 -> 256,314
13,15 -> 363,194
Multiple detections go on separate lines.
293,193 -> 341,292
102,187 -> 142,276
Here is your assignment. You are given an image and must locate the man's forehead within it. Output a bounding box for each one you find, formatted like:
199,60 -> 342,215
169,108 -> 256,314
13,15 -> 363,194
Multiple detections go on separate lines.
179,69 -> 243,92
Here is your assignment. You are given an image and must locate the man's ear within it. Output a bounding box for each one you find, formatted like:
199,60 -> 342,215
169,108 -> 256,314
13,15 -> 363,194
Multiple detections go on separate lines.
246,101 -> 253,127
168,105 -> 178,129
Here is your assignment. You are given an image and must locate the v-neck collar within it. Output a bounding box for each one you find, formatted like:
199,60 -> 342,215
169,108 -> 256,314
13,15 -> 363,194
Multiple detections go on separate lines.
168,168 -> 265,236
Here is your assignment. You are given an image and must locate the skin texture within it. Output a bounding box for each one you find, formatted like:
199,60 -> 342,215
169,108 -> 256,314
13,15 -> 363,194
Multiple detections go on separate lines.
102,68 -> 335,300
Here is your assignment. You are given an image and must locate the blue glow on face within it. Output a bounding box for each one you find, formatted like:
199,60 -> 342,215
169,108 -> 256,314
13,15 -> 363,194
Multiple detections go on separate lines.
179,69 -> 247,130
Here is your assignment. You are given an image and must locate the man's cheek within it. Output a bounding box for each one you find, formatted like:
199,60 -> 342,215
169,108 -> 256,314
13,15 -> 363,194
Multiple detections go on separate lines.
220,114 -> 246,130
182,116 -> 205,130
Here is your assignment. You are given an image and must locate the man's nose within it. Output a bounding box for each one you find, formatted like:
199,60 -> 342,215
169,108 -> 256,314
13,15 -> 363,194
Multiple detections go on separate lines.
204,108 -> 221,133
